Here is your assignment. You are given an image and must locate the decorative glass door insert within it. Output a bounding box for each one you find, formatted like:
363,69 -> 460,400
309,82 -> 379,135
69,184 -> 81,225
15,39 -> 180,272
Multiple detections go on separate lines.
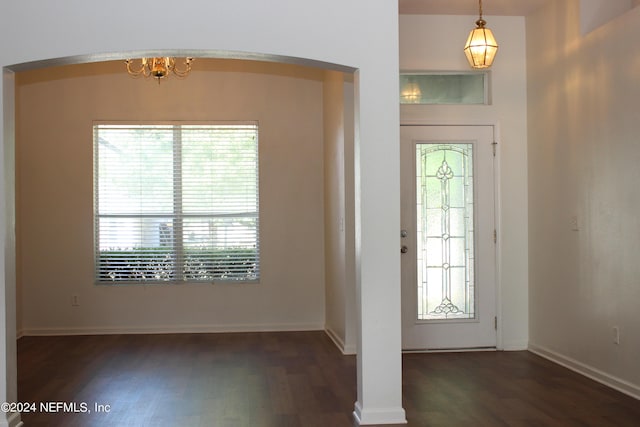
416,143 -> 475,320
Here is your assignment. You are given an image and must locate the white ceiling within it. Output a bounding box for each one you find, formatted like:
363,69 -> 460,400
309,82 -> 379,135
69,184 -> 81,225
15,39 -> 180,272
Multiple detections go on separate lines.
399,0 -> 550,16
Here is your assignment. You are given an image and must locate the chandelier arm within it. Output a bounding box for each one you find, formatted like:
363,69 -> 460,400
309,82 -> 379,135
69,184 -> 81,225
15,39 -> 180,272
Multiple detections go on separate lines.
171,58 -> 194,78
125,59 -> 151,77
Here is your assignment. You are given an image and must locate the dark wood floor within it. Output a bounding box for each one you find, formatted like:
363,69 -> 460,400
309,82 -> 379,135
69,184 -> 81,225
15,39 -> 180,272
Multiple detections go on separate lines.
17,331 -> 640,426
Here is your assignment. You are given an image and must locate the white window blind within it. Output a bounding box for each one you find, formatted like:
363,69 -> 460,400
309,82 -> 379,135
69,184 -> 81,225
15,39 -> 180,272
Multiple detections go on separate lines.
94,123 -> 259,283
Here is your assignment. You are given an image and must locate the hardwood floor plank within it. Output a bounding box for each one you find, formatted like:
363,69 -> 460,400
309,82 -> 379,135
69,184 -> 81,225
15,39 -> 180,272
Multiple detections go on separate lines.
17,332 -> 640,426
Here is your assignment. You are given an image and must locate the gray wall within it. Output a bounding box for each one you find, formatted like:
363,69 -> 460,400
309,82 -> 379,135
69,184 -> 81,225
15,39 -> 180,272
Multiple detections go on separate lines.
527,0 -> 640,395
16,59 -> 327,335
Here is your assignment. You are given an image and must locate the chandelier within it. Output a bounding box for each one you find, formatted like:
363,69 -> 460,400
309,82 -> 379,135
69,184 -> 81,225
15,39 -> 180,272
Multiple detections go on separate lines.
125,57 -> 194,83
463,0 -> 499,69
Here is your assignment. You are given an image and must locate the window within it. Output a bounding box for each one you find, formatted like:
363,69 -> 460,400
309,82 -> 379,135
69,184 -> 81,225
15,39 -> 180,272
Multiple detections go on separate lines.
400,72 -> 488,105
93,123 -> 259,284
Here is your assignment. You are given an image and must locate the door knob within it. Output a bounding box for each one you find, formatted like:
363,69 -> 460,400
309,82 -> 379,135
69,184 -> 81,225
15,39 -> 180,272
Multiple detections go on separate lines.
401,245 -> 408,254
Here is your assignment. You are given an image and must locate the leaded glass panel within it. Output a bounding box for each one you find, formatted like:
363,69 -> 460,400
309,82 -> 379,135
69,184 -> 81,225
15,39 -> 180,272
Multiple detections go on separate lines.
416,143 -> 475,320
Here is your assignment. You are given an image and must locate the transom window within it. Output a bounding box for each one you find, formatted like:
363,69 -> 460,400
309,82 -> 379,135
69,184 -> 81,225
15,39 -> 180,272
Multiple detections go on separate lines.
400,72 -> 488,105
93,123 -> 259,284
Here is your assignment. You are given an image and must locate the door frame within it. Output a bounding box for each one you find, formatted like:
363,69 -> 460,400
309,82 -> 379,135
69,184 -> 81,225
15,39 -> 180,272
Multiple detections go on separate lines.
400,119 -> 504,351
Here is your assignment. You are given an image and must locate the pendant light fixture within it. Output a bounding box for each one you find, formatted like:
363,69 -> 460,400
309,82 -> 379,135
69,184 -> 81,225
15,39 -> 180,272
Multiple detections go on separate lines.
463,0 -> 498,69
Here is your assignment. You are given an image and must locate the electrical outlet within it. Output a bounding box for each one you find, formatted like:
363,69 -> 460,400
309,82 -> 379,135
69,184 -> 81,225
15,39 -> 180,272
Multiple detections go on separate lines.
613,326 -> 620,345
570,215 -> 579,231
71,295 -> 80,307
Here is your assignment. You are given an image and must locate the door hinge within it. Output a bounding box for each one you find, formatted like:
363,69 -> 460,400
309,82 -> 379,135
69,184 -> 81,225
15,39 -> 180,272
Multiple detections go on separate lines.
492,141 -> 497,156
493,229 -> 497,244
494,316 -> 498,330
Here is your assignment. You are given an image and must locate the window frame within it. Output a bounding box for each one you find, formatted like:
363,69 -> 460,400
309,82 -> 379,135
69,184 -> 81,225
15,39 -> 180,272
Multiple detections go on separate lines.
93,120 -> 260,285
399,71 -> 491,105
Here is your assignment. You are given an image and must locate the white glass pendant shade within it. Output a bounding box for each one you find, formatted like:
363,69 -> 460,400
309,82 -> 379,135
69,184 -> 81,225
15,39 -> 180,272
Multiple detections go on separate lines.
464,20 -> 498,69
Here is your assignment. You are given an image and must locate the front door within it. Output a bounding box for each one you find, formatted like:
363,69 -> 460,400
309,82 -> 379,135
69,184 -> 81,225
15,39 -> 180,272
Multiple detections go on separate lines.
400,125 -> 497,350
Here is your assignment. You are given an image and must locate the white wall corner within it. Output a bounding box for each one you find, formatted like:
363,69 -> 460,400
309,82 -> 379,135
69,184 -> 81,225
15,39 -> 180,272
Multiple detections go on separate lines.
580,0 -> 636,34
324,327 -> 356,355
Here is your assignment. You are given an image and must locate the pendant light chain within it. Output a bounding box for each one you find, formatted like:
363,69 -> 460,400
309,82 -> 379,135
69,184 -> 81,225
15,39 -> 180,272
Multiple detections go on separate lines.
477,0 -> 485,26
463,0 -> 499,69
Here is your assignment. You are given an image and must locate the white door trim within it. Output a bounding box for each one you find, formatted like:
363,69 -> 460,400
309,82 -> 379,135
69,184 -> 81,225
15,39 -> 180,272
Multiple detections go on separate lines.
400,120 -> 503,351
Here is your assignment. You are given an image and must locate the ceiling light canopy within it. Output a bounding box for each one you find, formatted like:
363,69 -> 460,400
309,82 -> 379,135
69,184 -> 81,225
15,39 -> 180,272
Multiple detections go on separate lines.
125,57 -> 194,83
463,0 -> 498,69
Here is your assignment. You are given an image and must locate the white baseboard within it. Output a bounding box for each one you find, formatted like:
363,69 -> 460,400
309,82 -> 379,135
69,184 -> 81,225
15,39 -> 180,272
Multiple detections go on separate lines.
20,322 -> 325,337
353,402 -> 407,425
324,326 -> 357,355
501,339 -> 529,351
528,343 -> 640,400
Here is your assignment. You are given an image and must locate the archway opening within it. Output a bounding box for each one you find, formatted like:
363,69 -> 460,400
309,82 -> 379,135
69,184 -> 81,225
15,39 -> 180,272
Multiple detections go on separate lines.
7,50 -> 358,424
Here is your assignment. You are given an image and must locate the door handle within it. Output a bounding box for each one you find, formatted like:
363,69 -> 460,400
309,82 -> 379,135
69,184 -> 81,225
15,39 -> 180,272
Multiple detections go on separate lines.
401,245 -> 408,254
